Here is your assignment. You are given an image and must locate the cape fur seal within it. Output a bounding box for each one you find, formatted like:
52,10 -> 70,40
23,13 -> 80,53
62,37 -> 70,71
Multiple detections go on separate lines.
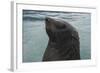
43,17 -> 80,61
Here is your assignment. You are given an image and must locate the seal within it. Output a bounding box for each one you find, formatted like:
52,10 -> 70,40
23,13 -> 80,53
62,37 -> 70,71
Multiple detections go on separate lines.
43,17 -> 80,61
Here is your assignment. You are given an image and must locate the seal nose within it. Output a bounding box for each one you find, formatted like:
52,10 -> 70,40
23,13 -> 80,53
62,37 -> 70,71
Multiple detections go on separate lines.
46,18 -> 49,22
45,17 -> 51,23
46,17 -> 54,23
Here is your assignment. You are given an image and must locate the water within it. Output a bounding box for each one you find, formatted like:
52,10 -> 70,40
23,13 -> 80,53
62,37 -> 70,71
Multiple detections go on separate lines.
22,10 -> 91,62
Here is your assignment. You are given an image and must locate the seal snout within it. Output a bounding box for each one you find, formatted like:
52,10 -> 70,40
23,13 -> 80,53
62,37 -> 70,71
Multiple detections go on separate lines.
45,17 -> 52,23
45,17 -> 49,22
45,17 -> 55,29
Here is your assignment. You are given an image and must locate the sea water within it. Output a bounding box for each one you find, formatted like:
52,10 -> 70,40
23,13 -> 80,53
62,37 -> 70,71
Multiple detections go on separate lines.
22,10 -> 91,62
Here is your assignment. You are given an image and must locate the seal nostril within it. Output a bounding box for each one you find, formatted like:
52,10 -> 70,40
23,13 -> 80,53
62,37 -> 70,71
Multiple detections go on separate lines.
46,18 -> 49,22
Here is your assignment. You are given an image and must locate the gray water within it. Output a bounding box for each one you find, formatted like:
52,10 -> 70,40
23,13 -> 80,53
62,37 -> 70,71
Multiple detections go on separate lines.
22,10 -> 91,62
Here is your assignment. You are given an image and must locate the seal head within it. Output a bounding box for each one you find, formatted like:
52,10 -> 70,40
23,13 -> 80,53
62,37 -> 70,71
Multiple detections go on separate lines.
43,17 -> 80,61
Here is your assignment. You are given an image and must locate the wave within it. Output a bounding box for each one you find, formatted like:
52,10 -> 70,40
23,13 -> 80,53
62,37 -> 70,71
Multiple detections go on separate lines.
23,10 -> 90,21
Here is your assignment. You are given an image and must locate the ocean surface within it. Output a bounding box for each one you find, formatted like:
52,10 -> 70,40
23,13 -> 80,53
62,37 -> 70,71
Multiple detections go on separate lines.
22,10 -> 91,62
